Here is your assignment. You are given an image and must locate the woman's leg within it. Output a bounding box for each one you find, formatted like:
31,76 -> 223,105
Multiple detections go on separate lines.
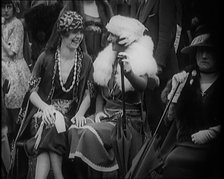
49,152 -> 64,179
35,152 -> 50,179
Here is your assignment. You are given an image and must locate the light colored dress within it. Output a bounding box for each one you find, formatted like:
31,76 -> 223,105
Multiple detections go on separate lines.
2,17 -> 31,109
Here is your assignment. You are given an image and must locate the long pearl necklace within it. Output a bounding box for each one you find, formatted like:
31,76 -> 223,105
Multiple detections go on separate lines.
57,49 -> 77,93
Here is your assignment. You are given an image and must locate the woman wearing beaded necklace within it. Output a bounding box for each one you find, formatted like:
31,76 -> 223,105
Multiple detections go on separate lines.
19,11 -> 95,179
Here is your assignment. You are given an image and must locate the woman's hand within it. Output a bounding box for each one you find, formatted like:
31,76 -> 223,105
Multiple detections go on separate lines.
40,104 -> 56,126
191,130 -> 214,144
118,33 -> 136,46
95,112 -> 107,123
168,71 -> 189,102
118,52 -> 132,74
71,114 -> 86,127
172,71 -> 188,84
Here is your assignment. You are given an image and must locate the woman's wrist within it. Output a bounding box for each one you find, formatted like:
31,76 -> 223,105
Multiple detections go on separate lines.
124,69 -> 134,78
75,111 -> 85,117
39,101 -> 49,111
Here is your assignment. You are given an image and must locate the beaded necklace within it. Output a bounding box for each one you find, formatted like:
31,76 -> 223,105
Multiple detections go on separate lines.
57,48 -> 77,93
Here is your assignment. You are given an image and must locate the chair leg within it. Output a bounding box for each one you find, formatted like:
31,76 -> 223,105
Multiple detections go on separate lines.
16,148 -> 19,179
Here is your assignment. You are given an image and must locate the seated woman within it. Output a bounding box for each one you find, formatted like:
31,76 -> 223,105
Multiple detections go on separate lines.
67,15 -> 159,178
19,11 -> 95,179
158,28 -> 221,179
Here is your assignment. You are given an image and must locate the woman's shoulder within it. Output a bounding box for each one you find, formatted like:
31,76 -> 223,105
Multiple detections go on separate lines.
83,52 -> 93,64
11,17 -> 23,28
36,50 -> 55,65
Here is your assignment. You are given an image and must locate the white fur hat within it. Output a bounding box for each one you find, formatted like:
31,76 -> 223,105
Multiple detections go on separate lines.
106,15 -> 147,43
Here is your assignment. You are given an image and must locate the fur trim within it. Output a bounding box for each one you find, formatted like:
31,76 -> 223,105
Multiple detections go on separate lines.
106,15 -> 147,44
93,35 -> 158,91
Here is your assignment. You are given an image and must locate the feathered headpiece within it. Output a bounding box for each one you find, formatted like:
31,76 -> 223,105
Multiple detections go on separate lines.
106,15 -> 147,44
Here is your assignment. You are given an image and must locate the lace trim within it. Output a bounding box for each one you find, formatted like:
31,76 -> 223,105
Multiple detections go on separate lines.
29,76 -> 41,93
71,151 -> 119,172
51,99 -> 72,115
87,80 -> 96,98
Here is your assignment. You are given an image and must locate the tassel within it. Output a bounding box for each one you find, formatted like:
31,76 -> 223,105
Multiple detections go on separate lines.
34,121 -> 44,150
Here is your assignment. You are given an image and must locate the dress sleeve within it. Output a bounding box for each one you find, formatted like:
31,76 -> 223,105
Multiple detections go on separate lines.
87,62 -> 97,99
154,0 -> 176,68
8,20 -> 24,55
28,52 -> 46,92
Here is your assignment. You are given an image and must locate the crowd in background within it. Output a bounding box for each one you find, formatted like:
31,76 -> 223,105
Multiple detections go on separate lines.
1,0 -> 221,179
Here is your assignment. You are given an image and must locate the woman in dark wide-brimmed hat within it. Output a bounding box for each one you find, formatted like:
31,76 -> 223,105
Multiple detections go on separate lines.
20,10 -> 95,179
158,28 -> 221,179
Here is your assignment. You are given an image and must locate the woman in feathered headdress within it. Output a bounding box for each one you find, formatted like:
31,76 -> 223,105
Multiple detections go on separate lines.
67,15 -> 159,177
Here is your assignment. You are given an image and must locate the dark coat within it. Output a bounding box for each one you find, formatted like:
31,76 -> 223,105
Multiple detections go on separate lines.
159,66 -> 222,179
136,0 -> 179,82
24,2 -> 63,62
175,69 -> 221,142
109,0 -> 141,17
71,0 -> 113,27
137,0 -> 179,138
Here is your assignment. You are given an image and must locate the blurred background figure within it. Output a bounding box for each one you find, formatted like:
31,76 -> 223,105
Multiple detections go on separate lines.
136,0 -> 179,146
23,0 -> 63,67
67,0 -> 114,61
2,0 -> 31,144
108,0 -> 141,18
1,78 -> 10,179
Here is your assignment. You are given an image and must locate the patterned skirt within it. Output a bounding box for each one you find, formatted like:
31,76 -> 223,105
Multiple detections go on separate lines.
30,99 -> 73,156
68,114 -> 144,173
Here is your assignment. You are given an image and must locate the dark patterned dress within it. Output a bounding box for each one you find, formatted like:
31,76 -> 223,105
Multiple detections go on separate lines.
161,68 -> 221,179
20,47 -> 94,157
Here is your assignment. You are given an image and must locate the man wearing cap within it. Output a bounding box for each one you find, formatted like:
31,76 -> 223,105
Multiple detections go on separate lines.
156,30 -> 221,179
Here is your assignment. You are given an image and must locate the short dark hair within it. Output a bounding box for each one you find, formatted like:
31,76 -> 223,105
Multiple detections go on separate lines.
2,0 -> 16,15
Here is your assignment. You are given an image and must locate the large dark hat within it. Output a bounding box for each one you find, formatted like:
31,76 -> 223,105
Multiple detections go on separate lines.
181,33 -> 213,54
181,25 -> 215,54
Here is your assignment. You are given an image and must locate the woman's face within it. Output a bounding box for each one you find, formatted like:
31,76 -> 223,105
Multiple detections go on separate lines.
196,46 -> 217,73
2,3 -> 14,21
61,31 -> 83,50
107,33 -> 119,50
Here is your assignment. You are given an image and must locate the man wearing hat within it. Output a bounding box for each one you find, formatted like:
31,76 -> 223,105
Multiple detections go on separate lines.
156,29 -> 221,179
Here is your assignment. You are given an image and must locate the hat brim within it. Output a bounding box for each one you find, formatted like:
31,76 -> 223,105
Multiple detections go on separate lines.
181,43 -> 213,54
